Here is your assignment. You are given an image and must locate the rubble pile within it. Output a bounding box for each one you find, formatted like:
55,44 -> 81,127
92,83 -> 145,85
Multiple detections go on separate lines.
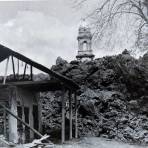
41,50 -> 148,144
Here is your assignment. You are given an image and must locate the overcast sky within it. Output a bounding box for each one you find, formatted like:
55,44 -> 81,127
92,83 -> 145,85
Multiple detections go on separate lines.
0,0 -> 137,75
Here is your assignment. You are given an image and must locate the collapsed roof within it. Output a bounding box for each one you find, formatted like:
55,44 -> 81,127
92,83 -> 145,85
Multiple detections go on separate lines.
0,44 -> 79,91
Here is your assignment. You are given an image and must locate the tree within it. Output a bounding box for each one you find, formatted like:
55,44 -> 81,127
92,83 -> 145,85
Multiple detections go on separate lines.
74,0 -> 148,52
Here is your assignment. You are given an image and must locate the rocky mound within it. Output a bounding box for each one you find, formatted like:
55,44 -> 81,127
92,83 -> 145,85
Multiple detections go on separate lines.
41,50 -> 148,145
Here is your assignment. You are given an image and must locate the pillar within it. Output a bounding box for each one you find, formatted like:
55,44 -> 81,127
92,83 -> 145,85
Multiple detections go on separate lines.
61,89 -> 66,143
69,91 -> 72,140
8,87 -> 18,143
74,93 -> 78,138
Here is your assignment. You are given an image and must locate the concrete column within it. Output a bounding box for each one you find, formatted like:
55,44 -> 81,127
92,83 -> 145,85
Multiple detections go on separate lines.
8,87 -> 18,143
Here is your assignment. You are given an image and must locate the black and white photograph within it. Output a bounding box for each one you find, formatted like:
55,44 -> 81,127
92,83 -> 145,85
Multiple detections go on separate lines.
0,0 -> 148,147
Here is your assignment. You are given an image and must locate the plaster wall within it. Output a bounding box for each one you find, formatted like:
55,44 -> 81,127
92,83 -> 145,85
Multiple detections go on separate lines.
17,88 -> 38,142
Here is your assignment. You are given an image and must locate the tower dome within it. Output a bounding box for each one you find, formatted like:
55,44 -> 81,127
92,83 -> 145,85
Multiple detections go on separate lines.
78,19 -> 91,35
80,19 -> 89,28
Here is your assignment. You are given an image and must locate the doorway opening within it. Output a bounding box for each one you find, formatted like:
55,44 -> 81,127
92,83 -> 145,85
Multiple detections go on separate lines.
24,107 -> 30,143
33,105 -> 39,138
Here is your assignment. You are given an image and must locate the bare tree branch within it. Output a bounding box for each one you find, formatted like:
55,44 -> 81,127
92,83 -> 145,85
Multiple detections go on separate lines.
75,0 -> 148,52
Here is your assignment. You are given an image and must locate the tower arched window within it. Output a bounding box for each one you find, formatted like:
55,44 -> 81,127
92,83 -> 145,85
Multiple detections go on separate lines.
76,21 -> 95,60
83,41 -> 87,51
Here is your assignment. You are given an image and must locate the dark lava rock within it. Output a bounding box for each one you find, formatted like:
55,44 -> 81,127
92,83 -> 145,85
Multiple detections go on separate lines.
56,56 -> 67,65
41,51 -> 148,145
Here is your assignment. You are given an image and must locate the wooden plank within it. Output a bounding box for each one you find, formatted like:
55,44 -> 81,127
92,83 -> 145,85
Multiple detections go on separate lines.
4,80 -> 60,86
17,59 -> 19,75
30,65 -> 33,81
11,56 -> 16,80
69,91 -> 72,140
74,93 -> 78,138
61,89 -> 66,143
3,57 -> 9,85
23,63 -> 27,79
0,80 -> 65,92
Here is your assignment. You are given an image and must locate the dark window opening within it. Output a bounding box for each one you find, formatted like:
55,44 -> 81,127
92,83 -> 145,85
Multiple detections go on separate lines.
17,106 -> 23,144
83,41 -> 87,51
24,107 -> 30,143
33,105 -> 39,138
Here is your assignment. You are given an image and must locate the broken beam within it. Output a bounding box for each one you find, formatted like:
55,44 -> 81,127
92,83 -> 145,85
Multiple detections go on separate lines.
23,63 -> 27,79
3,57 -> 9,85
30,65 -> 33,81
11,56 -> 16,80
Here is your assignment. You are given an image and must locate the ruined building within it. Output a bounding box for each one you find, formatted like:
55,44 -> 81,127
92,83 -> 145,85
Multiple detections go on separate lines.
76,20 -> 95,61
0,44 -> 79,145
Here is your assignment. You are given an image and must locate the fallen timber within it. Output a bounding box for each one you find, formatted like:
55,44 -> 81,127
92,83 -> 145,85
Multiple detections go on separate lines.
16,135 -> 54,148
0,104 -> 54,147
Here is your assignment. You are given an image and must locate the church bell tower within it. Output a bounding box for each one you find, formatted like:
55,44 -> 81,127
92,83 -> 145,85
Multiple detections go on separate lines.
76,20 -> 95,61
